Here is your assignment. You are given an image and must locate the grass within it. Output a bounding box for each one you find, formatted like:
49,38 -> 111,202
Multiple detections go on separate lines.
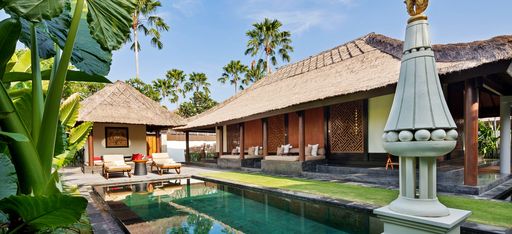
200,171 -> 512,228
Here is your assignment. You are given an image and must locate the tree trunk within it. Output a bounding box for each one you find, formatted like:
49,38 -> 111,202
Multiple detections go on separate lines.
266,53 -> 271,74
235,79 -> 237,93
133,13 -> 140,79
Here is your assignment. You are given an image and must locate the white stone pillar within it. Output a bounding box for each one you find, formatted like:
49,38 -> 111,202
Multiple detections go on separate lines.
500,96 -> 511,175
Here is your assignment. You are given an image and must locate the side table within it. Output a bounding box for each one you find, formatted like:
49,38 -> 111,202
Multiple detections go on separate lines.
133,159 -> 148,176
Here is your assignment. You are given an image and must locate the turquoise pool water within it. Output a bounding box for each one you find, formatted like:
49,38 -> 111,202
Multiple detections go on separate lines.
94,180 -> 381,233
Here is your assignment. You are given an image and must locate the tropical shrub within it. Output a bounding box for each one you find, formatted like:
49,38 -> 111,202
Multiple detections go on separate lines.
0,0 -> 135,232
478,120 -> 500,159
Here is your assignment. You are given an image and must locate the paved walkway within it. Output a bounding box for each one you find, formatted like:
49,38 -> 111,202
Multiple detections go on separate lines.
60,166 -> 221,233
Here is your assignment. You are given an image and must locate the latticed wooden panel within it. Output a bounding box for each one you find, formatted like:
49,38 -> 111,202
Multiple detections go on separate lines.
226,124 -> 240,151
329,101 -> 364,153
268,115 -> 285,152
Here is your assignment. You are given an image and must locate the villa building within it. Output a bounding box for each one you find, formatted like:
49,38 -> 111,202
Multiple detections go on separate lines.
78,81 -> 185,171
177,33 -> 512,187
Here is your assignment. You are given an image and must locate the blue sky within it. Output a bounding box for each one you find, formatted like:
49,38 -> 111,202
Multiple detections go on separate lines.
3,1 -> 512,109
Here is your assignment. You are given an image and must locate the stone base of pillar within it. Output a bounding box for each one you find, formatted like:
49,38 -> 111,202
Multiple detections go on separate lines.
388,196 -> 449,217
375,206 -> 471,234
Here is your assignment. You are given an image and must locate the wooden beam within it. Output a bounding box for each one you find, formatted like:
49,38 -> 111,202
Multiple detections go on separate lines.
218,126 -> 223,156
239,123 -> 245,160
324,106 -> 330,157
298,111 -> 305,162
262,118 -> 268,156
156,130 -> 161,153
185,131 -> 190,162
87,131 -> 94,170
464,79 -> 479,186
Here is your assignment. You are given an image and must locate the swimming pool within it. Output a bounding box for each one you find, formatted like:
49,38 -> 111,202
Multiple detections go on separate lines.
94,179 -> 383,233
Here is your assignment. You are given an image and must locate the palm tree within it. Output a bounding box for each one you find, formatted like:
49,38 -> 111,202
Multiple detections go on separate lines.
185,72 -> 211,95
218,60 -> 249,94
152,78 -> 172,103
165,69 -> 187,105
245,61 -> 266,83
245,18 -> 293,74
131,0 -> 170,79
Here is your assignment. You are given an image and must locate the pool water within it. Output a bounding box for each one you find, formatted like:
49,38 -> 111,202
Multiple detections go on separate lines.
94,180 -> 382,234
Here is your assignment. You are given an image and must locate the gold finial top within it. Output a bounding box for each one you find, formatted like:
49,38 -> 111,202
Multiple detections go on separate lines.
405,0 -> 428,23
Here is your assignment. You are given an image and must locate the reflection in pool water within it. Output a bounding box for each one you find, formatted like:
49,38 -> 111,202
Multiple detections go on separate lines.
94,180 -> 382,234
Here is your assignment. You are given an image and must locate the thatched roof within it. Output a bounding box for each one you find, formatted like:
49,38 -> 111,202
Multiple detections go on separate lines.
179,33 -> 512,130
78,80 -> 185,127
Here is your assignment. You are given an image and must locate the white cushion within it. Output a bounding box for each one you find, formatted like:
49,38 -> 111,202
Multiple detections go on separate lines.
254,146 -> 259,155
281,144 -> 292,154
308,144 -> 319,156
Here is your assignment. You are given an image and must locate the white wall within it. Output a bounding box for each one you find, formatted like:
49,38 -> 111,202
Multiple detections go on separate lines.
167,140 -> 216,162
89,123 -> 147,156
368,94 -> 394,153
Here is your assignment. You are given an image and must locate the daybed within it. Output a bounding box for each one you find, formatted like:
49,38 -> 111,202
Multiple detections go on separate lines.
102,154 -> 132,179
151,153 -> 182,175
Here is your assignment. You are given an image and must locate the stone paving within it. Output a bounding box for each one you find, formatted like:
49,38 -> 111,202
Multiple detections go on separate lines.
60,166 -> 222,234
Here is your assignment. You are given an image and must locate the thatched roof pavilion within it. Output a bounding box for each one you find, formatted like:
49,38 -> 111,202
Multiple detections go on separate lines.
79,80 -> 185,127
79,80 -> 185,172
176,33 -> 512,186
179,33 -> 512,130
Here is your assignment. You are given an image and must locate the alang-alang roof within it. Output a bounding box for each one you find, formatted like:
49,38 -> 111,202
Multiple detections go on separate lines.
78,80 -> 186,127
179,33 -> 512,130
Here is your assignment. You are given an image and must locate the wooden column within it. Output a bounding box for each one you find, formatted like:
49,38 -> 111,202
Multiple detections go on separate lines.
87,132 -> 94,169
218,126 -> 223,156
464,79 -> 479,186
262,118 -> 268,156
185,131 -> 190,162
155,129 -> 161,153
298,111 -> 305,162
239,123 -> 245,160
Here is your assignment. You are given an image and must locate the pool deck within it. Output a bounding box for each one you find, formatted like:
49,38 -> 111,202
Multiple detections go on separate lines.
60,165 -> 222,233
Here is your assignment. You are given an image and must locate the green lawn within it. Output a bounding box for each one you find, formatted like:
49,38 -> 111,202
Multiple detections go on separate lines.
200,171 -> 512,228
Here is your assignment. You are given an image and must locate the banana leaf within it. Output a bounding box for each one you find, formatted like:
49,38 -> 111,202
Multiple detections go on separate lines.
3,69 -> 111,83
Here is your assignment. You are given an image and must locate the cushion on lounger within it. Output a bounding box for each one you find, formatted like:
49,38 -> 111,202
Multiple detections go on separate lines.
308,144 -> 319,156
305,146 -> 312,156
247,147 -> 255,156
277,147 -> 284,155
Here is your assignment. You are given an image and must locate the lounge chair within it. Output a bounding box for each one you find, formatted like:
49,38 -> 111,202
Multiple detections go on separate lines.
102,154 -> 132,179
151,153 -> 182,175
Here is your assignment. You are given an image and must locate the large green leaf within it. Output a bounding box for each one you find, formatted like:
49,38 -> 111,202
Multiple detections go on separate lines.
19,19 -> 56,59
0,194 -> 87,231
16,0 -> 113,75
3,0 -> 64,22
11,88 -> 32,135
0,131 -> 29,142
86,0 -> 136,51
68,121 -> 92,147
0,18 -> 21,76
54,122 -> 67,156
9,49 -> 32,72
0,153 -> 17,200
59,93 -> 80,129
3,69 -> 112,83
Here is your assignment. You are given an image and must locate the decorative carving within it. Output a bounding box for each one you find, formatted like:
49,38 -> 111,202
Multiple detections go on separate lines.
268,115 -> 285,153
226,124 -> 240,151
329,101 -> 364,153
405,0 -> 428,16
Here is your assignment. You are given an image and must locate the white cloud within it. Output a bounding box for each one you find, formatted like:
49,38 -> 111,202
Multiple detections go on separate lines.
171,0 -> 202,17
247,10 -> 344,34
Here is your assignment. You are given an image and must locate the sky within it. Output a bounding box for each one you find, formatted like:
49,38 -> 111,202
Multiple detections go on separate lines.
3,1 -> 512,109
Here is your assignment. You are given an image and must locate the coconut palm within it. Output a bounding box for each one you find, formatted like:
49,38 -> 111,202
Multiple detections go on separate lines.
152,77 -> 172,103
131,0 -> 170,79
165,69 -> 187,105
218,60 -> 249,94
245,60 -> 266,83
185,72 -> 211,95
245,18 -> 293,74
